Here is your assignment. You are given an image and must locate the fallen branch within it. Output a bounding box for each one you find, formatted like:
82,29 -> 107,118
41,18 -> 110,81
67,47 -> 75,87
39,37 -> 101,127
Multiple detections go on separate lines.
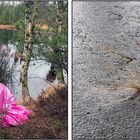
105,50 -> 136,64
108,11 -> 123,20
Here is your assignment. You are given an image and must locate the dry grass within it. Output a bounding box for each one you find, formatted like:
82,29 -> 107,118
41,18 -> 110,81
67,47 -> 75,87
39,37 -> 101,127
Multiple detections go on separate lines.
0,84 -> 68,139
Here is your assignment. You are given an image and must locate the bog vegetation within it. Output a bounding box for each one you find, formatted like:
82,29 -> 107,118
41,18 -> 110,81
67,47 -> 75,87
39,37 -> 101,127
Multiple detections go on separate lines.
0,1 -> 68,139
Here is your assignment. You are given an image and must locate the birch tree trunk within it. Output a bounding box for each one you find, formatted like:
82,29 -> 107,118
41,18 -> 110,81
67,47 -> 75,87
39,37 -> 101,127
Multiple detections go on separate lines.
55,1 -> 65,84
21,1 -> 38,102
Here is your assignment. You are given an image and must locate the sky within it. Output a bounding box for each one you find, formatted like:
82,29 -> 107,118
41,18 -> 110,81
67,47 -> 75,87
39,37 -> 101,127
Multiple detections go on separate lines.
0,1 -> 22,5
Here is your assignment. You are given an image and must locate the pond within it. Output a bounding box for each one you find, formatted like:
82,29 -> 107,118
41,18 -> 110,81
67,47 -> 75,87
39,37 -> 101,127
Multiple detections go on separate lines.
2,43 -> 59,101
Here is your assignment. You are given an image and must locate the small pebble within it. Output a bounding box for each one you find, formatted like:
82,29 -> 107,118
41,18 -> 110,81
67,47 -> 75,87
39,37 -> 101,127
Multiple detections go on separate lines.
87,112 -> 91,114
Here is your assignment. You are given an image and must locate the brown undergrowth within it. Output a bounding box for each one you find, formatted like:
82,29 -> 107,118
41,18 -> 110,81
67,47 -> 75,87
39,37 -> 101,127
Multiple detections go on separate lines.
0,84 -> 68,139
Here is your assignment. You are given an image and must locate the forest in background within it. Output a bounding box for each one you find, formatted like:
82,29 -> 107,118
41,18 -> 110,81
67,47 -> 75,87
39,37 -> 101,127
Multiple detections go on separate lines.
0,1 -> 68,100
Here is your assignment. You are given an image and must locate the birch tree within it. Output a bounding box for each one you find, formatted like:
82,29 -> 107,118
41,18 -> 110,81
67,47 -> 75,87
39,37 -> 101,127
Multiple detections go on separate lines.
21,1 -> 38,102
36,2 -> 68,84
54,1 -> 66,84
56,1 -> 65,83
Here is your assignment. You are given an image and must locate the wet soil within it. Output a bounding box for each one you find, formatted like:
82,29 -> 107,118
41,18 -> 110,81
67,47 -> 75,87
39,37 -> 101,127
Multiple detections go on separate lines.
73,1 -> 140,139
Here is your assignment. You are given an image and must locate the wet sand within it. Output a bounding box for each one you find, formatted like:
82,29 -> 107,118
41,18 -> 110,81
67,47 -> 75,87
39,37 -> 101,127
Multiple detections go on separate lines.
73,1 -> 140,139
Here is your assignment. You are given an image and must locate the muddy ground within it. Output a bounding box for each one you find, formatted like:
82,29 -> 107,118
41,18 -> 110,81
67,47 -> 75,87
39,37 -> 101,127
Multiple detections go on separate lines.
73,1 -> 140,139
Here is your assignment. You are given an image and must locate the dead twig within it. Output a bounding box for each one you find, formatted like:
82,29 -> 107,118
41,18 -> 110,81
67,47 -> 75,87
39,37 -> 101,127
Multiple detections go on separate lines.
108,11 -> 123,20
